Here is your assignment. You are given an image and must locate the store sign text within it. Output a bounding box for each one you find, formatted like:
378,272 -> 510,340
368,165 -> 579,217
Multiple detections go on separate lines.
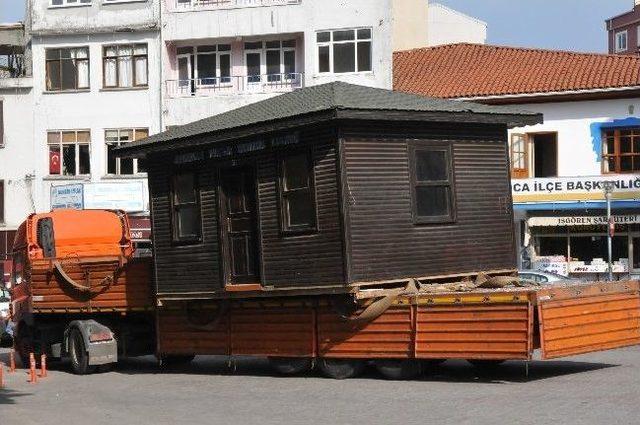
512,175 -> 640,203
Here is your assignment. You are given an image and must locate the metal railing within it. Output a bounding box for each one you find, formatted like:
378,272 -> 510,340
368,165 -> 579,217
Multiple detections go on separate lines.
172,0 -> 301,11
166,73 -> 304,98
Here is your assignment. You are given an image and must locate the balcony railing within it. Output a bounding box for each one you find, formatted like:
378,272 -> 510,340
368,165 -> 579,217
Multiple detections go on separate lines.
171,0 -> 301,11
166,73 -> 304,98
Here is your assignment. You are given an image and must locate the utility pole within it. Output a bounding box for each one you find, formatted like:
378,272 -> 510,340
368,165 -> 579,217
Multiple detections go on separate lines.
603,181 -> 616,281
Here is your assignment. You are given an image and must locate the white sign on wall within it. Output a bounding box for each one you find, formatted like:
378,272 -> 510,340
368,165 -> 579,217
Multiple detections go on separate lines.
50,182 -> 146,212
512,174 -> 640,203
51,184 -> 84,210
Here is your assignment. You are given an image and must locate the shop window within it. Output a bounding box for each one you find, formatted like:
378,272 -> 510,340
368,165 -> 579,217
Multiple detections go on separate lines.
105,129 -> 148,175
171,172 -> 202,243
279,151 -> 317,233
510,133 -> 528,178
45,47 -> 89,91
317,28 -> 372,74
103,44 -> 148,88
410,143 -> 456,223
47,130 -> 91,176
603,128 -> 640,173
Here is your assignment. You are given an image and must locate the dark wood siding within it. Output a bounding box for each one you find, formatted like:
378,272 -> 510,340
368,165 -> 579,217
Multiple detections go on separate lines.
258,128 -> 345,287
148,156 -> 223,294
341,122 -> 516,283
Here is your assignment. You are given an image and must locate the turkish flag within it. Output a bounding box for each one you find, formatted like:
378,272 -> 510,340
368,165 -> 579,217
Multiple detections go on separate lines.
49,149 -> 60,174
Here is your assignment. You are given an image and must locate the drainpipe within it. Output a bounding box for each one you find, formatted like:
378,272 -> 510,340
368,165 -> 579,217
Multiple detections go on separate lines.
158,0 -> 163,133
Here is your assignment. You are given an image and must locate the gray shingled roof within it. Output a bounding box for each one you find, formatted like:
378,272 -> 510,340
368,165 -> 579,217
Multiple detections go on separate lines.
119,81 -> 541,153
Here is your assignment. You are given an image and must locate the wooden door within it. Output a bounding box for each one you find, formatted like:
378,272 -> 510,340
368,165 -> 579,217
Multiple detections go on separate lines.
510,133 -> 529,179
220,167 -> 260,285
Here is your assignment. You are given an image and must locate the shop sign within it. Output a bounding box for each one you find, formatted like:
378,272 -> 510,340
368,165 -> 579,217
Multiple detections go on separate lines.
51,184 -> 84,210
533,259 -> 569,276
528,215 -> 640,227
512,175 -> 640,203
569,262 -> 628,273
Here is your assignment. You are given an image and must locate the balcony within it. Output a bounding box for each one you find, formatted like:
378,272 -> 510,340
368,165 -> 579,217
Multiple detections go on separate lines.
166,73 -> 304,98
169,0 -> 301,12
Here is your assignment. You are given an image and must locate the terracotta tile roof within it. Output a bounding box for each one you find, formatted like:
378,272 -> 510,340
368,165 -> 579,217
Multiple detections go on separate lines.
393,43 -> 640,99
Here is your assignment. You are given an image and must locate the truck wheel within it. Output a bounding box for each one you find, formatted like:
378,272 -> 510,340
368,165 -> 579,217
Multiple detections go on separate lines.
375,359 -> 422,380
159,354 -> 196,367
269,357 -> 313,375
317,358 -> 365,380
69,328 -> 95,375
467,359 -> 506,369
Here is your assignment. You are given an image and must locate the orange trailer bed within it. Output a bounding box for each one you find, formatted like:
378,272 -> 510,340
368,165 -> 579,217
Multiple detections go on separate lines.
157,280 -> 640,361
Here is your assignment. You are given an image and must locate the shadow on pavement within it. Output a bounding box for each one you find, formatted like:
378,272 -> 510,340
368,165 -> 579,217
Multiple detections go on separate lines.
0,388 -> 31,405
104,355 -> 618,384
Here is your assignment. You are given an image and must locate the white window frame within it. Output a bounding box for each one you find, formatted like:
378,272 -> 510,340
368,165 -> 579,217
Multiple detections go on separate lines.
616,30 -> 628,53
105,128 -> 149,176
243,39 -> 298,85
103,43 -> 149,89
47,130 -> 92,177
193,45 -> 232,87
244,41 -> 265,85
316,28 -> 372,75
49,0 -> 91,8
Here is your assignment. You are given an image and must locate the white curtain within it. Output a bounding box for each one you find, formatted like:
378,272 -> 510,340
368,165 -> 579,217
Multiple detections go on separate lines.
104,58 -> 117,87
73,48 -> 89,88
135,57 -> 148,86
118,56 -> 133,87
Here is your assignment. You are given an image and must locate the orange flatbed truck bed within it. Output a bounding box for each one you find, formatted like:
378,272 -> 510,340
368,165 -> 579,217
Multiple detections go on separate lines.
4,209 -> 640,379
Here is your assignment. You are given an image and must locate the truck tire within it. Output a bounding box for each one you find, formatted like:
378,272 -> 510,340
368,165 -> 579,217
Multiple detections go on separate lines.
269,357 -> 313,375
159,354 -> 196,367
467,359 -> 506,369
375,359 -> 422,380
317,358 -> 365,380
69,328 -> 95,375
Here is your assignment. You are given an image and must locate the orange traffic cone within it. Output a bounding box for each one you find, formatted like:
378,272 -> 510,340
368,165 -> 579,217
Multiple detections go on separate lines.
28,353 -> 37,383
9,350 -> 16,373
0,361 -> 4,389
40,354 -> 47,378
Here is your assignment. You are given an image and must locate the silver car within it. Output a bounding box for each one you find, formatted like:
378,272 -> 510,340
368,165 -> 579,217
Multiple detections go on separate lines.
518,269 -> 579,284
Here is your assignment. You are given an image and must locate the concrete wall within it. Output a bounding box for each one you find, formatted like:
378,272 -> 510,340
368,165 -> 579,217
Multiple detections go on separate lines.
29,0 -> 159,35
30,30 -> 161,212
508,98 -> 640,177
0,81 -> 35,231
427,3 -> 486,47
391,0 -> 429,51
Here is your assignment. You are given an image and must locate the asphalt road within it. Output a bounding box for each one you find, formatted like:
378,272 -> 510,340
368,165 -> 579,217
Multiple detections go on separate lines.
1,347 -> 639,425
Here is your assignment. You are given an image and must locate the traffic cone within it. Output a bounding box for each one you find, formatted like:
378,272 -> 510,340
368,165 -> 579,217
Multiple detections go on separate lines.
9,350 -> 16,373
0,362 -> 4,389
40,354 -> 47,378
28,353 -> 37,383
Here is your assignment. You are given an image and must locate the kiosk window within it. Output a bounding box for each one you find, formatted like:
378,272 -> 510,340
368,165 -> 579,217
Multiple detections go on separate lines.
410,144 -> 456,223
171,173 -> 202,243
279,152 -> 317,233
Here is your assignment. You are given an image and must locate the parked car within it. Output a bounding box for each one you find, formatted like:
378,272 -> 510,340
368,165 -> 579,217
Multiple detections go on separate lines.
518,269 -> 579,284
0,287 -> 9,332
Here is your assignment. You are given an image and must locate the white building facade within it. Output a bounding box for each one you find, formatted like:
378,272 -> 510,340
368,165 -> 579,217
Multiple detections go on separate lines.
427,3 -> 486,47
161,0 -> 429,126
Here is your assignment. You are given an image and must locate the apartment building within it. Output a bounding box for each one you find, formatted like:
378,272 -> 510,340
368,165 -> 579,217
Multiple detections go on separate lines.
606,0 -> 640,55
161,0 -> 429,126
395,43 -> 640,280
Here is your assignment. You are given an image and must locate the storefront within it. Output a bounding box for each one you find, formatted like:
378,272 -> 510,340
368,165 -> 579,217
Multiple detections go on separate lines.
513,174 -> 640,279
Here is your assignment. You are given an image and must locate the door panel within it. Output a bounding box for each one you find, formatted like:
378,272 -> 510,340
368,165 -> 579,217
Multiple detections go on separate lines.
220,167 -> 260,285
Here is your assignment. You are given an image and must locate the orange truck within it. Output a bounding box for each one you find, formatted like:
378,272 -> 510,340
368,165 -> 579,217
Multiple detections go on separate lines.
3,209 -> 640,379
5,209 -> 155,374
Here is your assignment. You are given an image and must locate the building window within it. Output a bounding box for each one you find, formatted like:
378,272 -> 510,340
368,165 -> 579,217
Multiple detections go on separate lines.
47,130 -> 91,176
603,128 -> 640,173
615,30 -> 628,52
243,40 -> 297,84
103,44 -> 148,88
171,172 -> 201,243
50,0 -> 91,6
510,133 -> 528,178
45,47 -> 89,91
410,143 -> 456,223
279,151 -> 317,233
105,129 -> 148,175
317,28 -> 372,74
194,44 -> 231,85
0,180 -> 4,224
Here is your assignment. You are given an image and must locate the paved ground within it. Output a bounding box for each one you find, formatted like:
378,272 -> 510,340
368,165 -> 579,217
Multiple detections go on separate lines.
1,347 -> 639,425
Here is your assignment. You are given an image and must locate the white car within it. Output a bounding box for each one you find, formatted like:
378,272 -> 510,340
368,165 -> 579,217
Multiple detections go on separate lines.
518,269 -> 580,284
0,288 -> 10,332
